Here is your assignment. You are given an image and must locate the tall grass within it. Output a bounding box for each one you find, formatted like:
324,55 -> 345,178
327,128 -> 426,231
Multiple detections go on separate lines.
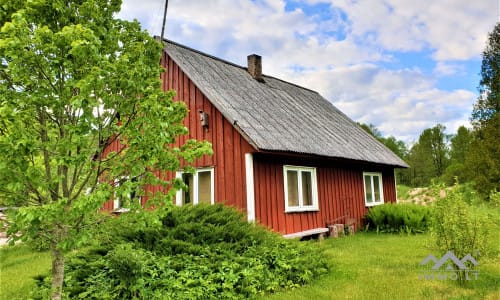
0,245 -> 51,300
262,231 -> 500,300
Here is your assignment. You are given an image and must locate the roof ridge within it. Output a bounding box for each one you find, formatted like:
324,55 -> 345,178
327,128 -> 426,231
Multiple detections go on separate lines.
157,37 -> 320,95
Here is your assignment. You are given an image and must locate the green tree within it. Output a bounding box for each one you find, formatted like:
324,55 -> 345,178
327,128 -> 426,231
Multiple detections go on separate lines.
472,22 -> 499,124
0,1 -> 211,299
381,136 -> 408,161
407,124 -> 449,186
358,122 -> 383,139
442,126 -> 473,185
406,141 -> 434,186
450,126 -> 472,164
467,22 -> 500,198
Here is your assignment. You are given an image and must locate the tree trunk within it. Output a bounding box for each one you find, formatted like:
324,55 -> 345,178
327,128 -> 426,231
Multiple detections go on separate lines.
51,245 -> 65,300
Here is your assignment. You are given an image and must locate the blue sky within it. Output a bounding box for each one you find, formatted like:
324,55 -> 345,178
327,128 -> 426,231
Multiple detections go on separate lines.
118,0 -> 498,143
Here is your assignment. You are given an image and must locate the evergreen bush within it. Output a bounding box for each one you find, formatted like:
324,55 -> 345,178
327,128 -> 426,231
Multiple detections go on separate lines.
32,204 -> 329,299
365,203 -> 432,233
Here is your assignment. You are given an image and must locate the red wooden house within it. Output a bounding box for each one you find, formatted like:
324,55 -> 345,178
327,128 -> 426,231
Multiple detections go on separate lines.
105,40 -> 408,236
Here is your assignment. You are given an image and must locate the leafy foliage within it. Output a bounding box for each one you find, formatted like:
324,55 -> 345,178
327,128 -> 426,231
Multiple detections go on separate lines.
431,183 -> 489,284
405,124 -> 450,186
365,203 -> 432,234
465,114 -> 500,199
441,126 -> 473,185
472,22 -> 500,124
489,189 -> 500,208
466,22 -> 500,199
0,0 -> 211,298
32,204 -> 330,299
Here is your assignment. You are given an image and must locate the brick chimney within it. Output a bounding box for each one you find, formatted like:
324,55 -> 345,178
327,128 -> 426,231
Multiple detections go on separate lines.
247,54 -> 263,82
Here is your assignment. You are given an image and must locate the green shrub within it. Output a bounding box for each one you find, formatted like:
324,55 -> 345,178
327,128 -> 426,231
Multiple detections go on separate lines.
33,204 -> 329,299
431,183 -> 489,285
365,203 -> 432,233
489,189 -> 500,207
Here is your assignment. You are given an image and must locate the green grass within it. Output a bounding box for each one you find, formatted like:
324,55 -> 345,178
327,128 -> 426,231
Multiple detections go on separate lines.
1,205 -> 499,300
0,244 -> 51,300
261,232 -> 499,300
396,184 -> 412,201
263,204 -> 500,300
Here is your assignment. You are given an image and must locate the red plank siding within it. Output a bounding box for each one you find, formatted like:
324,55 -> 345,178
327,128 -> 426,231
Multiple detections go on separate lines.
160,52 -> 255,209
252,154 -> 397,235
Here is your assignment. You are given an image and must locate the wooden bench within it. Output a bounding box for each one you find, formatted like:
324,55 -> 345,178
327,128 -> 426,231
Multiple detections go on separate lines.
283,227 -> 329,239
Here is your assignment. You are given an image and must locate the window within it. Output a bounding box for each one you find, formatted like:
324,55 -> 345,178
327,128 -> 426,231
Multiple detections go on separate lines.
113,176 -> 140,211
176,167 -> 214,205
284,166 -> 318,212
363,172 -> 384,206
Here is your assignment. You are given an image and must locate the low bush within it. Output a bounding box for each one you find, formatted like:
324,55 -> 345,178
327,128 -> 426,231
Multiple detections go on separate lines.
365,203 -> 432,233
431,183 -> 489,285
32,204 -> 329,299
489,189 -> 500,207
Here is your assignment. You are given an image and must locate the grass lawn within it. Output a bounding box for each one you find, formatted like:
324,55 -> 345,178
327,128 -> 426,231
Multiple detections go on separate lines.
2,233 -> 497,300
1,205 -> 499,300
0,244 -> 51,300
261,233 -> 499,300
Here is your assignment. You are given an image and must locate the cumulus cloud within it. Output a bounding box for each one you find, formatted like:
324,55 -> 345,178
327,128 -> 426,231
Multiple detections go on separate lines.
433,61 -> 466,77
309,0 -> 497,60
117,0 -> 494,143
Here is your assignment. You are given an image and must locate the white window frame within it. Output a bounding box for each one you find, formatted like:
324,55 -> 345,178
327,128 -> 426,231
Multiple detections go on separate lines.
113,176 -> 141,211
175,167 -> 215,206
283,165 -> 319,213
363,172 -> 384,206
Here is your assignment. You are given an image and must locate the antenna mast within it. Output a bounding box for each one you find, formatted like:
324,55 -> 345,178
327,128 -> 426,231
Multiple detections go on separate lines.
160,0 -> 169,41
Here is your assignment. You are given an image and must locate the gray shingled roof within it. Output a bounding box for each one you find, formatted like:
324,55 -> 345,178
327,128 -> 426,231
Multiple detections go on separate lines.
164,40 -> 408,168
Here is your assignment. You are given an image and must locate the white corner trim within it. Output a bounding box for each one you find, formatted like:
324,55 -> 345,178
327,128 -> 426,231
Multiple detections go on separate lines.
394,169 -> 398,203
175,171 -> 182,206
245,153 -> 255,222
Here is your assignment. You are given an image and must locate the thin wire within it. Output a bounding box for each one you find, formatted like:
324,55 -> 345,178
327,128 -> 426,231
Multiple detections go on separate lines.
160,0 -> 169,41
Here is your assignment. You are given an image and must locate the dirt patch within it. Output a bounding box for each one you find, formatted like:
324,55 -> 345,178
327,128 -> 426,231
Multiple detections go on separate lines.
398,187 -> 447,206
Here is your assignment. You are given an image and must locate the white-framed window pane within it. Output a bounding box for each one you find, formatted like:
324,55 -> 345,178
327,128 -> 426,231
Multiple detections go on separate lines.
198,170 -> 212,204
373,175 -> 381,202
364,175 -> 373,203
177,167 -> 214,206
287,170 -> 299,207
302,171 -> 313,206
182,173 -> 194,205
284,166 -> 318,212
364,172 -> 384,206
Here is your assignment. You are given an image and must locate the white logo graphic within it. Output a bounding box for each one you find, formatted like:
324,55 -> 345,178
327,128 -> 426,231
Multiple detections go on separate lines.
419,251 -> 479,281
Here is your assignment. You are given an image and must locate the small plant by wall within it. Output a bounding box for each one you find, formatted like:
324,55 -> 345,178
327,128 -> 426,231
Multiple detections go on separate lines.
365,203 -> 432,234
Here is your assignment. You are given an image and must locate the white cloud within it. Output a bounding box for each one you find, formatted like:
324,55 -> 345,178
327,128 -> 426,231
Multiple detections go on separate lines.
286,65 -> 476,143
433,61 -> 466,77
117,0 -> 491,143
309,0 -> 497,61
